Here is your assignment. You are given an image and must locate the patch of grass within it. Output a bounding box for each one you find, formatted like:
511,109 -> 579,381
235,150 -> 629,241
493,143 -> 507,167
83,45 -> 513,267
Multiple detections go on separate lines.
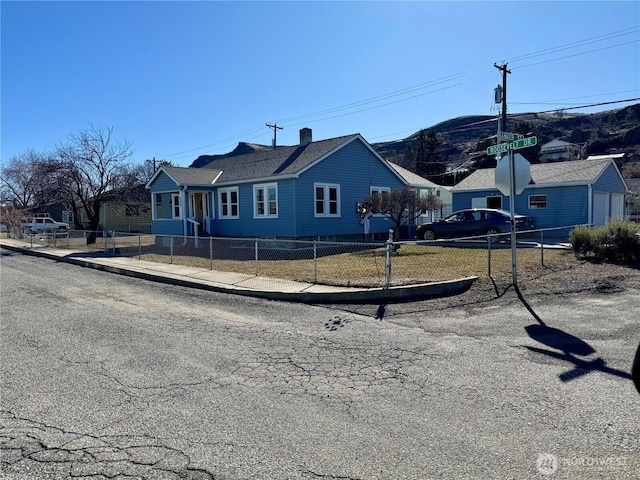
140,244 -> 574,288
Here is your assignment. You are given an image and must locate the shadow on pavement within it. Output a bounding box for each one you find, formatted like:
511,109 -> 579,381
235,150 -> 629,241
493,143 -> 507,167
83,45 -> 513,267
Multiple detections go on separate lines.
516,286 -> 632,383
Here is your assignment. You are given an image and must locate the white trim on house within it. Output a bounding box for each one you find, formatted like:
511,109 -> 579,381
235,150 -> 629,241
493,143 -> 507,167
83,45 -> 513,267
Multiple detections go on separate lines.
218,187 -> 239,219
253,183 -> 278,219
314,183 -> 341,218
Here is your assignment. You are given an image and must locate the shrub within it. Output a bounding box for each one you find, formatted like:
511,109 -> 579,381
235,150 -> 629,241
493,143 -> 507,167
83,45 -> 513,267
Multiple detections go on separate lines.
570,218 -> 640,263
569,225 -> 593,257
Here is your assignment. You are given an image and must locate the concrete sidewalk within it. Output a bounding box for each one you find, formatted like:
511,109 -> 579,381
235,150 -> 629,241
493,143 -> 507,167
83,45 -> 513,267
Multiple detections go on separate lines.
0,238 -> 477,304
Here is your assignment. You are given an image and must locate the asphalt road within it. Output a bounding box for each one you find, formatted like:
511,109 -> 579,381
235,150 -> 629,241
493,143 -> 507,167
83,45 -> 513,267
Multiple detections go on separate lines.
1,248 -> 639,479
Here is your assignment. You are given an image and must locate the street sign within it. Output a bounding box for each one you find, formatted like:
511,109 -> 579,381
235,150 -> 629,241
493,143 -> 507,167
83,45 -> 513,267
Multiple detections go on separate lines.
494,153 -> 531,196
497,131 -> 524,142
487,136 -> 537,156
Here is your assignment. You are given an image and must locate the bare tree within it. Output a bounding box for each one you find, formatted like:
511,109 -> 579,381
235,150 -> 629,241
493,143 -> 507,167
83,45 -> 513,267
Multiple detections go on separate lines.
362,186 -> 442,243
56,125 -> 134,238
1,150 -> 44,211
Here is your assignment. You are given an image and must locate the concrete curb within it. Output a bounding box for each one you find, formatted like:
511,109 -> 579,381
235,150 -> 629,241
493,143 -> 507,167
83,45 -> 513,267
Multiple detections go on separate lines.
1,242 -> 478,304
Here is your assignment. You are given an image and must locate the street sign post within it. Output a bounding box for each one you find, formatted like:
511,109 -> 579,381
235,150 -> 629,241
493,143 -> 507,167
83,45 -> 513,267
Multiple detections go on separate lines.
487,136 -> 537,156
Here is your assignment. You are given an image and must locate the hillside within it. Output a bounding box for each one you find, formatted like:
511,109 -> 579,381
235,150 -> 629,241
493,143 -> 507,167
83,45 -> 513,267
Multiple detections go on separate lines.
373,104 -> 640,174
191,104 -> 640,181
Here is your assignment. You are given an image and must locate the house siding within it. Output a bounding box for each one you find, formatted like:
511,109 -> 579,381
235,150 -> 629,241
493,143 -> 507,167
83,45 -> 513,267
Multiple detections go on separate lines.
523,185 -> 589,228
453,185 -> 590,229
592,163 -> 626,194
152,171 -> 179,191
294,138 -> 405,239
212,180 -> 297,238
100,204 -> 152,233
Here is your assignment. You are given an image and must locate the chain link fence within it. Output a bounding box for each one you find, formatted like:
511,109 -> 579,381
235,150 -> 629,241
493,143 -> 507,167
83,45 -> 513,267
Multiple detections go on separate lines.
7,225 -> 583,288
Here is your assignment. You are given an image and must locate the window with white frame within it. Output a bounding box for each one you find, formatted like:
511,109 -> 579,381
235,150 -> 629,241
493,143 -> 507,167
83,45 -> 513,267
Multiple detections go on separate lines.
254,183 -> 278,218
155,193 -> 164,219
171,193 -> 181,218
369,186 -> 390,214
219,187 -> 239,218
529,194 -> 547,209
315,183 -> 340,217
204,192 -> 211,218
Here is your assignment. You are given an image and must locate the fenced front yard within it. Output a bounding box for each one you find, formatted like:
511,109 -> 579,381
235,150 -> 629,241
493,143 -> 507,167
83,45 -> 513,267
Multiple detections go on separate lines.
12,228 -> 578,288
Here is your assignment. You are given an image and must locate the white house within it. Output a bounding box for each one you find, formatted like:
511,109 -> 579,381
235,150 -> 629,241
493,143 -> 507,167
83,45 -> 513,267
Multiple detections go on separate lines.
539,139 -> 587,163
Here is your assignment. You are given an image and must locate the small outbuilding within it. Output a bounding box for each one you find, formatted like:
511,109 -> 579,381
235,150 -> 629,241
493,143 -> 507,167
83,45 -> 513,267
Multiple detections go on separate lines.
451,154 -> 628,232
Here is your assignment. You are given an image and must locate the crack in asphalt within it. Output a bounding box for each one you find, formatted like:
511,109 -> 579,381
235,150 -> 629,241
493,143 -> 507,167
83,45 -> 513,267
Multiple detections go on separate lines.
302,468 -> 365,480
228,332 -> 437,404
58,354 -> 227,408
0,410 -> 216,479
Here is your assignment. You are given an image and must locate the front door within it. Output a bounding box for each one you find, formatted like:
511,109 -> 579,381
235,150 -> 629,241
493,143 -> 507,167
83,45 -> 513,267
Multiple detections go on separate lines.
189,192 -> 207,234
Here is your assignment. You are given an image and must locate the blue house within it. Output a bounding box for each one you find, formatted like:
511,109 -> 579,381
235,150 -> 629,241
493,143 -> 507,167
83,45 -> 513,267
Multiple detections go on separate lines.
451,154 -> 628,231
146,128 -> 418,241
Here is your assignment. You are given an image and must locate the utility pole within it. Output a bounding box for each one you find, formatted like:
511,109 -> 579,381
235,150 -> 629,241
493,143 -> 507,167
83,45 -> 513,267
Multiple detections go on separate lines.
266,123 -> 283,148
494,62 -> 518,287
494,63 -> 510,135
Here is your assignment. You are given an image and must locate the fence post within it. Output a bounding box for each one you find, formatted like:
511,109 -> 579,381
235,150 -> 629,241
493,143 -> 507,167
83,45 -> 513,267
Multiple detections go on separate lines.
313,240 -> 318,284
255,238 -> 259,276
487,235 -> 492,278
540,229 -> 545,266
170,235 -> 174,264
385,230 -> 394,288
103,231 -> 107,254
209,236 -> 213,270
138,233 -> 142,260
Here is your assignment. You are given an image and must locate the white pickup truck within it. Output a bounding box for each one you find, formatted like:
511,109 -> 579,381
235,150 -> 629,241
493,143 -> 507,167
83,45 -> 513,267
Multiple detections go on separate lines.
22,215 -> 70,234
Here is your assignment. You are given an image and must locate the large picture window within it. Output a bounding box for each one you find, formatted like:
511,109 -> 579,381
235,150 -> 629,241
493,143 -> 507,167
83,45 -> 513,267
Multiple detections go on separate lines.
219,187 -> 239,219
315,183 -> 340,217
254,183 -> 278,218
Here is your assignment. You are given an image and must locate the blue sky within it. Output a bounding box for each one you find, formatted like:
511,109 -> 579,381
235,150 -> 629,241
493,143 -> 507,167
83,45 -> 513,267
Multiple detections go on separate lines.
2,1 -> 639,167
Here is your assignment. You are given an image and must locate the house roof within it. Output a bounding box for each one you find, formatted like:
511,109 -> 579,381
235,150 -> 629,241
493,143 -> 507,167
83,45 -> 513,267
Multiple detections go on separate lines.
198,134 -> 359,183
540,139 -> 581,150
387,162 -> 440,188
147,133 -> 406,188
149,165 -> 223,188
452,157 -> 621,192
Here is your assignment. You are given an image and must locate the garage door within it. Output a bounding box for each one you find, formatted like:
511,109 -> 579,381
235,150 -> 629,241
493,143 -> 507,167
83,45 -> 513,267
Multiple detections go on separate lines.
611,193 -> 624,218
593,192 -> 608,226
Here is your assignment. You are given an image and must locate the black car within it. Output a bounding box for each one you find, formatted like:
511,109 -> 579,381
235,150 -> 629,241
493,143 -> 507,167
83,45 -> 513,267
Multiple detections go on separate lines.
415,208 -> 534,241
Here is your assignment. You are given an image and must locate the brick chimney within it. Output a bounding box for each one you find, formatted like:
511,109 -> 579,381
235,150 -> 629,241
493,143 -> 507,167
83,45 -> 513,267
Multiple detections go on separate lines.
300,128 -> 312,146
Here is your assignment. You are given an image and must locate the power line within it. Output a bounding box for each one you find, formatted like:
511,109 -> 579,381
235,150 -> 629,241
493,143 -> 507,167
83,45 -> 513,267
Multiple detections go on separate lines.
505,26 -> 639,64
157,26 -> 639,161
375,98 -> 640,143
510,89 -> 640,105
511,40 -> 639,70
